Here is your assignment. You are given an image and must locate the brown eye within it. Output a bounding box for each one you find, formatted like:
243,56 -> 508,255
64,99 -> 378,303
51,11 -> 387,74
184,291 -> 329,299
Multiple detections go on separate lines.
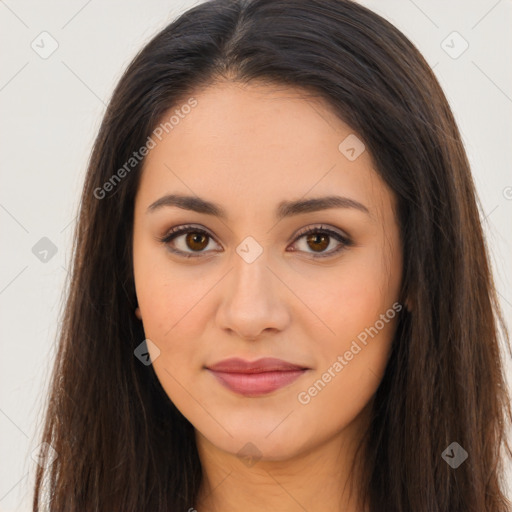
305,233 -> 330,253
159,224 -> 351,260
160,225 -> 219,258
185,232 -> 209,251
290,225 -> 352,258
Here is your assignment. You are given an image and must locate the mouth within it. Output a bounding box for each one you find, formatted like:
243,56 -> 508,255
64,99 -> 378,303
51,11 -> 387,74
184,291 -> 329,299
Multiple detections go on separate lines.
205,357 -> 310,397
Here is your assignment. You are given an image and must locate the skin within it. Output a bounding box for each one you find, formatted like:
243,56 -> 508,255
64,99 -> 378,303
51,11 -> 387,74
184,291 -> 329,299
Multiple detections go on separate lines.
132,80 -> 404,512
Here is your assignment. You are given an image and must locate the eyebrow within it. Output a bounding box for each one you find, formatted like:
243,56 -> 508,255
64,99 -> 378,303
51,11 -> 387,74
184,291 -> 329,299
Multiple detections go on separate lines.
146,193 -> 369,220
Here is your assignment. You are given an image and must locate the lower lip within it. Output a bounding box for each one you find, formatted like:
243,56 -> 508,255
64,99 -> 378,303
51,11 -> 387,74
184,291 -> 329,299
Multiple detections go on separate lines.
207,369 -> 308,396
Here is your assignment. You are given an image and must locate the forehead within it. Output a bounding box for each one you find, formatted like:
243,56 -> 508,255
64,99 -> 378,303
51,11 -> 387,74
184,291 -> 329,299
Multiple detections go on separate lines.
150,81 -> 351,167
136,81 -> 394,223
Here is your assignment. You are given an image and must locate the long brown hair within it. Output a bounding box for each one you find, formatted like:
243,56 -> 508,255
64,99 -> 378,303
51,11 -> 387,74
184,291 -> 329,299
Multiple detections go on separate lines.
33,0 -> 512,510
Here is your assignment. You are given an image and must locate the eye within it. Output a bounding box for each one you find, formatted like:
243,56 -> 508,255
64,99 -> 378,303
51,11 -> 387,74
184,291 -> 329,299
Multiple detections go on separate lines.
288,225 -> 352,258
158,224 -> 220,259
158,224 -> 352,259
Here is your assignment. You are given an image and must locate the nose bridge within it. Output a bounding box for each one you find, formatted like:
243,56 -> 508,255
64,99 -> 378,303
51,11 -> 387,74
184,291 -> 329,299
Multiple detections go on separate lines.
229,242 -> 273,305
216,241 -> 289,339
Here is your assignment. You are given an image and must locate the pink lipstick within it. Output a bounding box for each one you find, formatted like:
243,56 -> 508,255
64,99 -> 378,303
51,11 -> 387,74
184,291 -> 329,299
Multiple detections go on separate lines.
206,357 -> 309,396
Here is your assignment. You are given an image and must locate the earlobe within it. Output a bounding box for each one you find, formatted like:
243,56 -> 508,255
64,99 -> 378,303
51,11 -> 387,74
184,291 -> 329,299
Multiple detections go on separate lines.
135,306 -> 142,320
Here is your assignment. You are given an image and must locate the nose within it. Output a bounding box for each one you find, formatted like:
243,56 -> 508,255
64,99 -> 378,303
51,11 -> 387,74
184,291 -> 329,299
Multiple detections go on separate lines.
215,249 -> 290,341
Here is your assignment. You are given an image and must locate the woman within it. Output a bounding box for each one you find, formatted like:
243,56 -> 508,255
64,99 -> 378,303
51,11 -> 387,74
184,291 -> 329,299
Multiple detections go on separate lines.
33,0 -> 512,510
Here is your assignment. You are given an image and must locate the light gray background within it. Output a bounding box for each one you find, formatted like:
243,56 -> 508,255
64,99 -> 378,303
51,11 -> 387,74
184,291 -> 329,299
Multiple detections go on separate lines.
1,1 -> 511,510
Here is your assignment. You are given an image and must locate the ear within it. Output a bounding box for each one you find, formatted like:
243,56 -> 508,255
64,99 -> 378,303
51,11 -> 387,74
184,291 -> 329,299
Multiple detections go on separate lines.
135,306 -> 142,320
404,296 -> 413,312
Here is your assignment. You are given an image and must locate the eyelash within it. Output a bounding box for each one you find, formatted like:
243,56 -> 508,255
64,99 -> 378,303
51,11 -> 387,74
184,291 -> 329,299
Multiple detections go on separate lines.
158,224 -> 352,259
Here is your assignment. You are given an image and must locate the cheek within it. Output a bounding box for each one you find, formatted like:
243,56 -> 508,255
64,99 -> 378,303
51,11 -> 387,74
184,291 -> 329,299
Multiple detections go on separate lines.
304,250 -> 403,412
134,243 -> 199,333
296,273 -> 399,433
298,249 -> 399,349
133,257 -> 217,380
294,242 -> 400,409
137,277 -> 201,347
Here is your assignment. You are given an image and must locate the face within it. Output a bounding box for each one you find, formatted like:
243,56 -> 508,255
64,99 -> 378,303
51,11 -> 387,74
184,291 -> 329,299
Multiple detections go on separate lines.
132,81 -> 403,461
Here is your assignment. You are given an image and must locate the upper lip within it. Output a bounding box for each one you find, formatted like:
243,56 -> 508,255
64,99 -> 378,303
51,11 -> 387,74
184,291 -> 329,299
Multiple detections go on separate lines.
206,357 -> 309,373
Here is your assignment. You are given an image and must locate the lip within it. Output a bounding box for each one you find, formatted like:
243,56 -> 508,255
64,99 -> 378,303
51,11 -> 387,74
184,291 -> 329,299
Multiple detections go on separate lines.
206,357 -> 310,396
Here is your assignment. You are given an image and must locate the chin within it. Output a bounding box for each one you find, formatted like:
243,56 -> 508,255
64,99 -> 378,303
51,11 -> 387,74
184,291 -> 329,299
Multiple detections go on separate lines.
200,425 -> 310,463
